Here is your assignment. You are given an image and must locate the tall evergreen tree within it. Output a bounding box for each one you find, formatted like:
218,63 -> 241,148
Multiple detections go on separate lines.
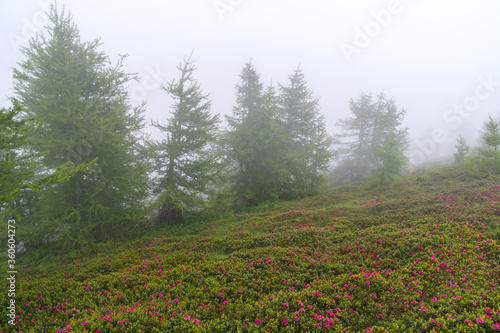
479,114 -> 500,174
454,135 -> 470,167
1,102 -> 41,214
149,53 -> 220,225
371,129 -> 409,185
12,6 -> 148,246
335,92 -> 406,183
370,93 -> 406,168
278,66 -> 333,197
1,101 -> 88,250
335,93 -> 375,182
225,62 -> 288,205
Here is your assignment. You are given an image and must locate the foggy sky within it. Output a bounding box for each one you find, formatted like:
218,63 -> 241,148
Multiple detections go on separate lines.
2,0 -> 500,166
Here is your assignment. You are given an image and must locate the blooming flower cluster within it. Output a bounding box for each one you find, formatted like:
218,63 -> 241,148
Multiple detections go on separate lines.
5,167 -> 500,332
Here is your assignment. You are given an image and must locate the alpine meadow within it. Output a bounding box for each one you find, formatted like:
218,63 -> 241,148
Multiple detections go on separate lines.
1,2 -> 500,332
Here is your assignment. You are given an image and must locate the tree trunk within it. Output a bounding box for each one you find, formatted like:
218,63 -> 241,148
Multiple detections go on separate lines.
157,197 -> 184,225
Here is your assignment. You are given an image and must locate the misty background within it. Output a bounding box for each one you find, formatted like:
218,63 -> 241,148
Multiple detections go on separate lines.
2,0 -> 500,166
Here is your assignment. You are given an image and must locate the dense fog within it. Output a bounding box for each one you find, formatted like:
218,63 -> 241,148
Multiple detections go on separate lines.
2,0 -> 500,168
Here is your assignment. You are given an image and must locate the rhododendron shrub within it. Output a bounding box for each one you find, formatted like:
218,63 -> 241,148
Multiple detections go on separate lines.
4,168 -> 500,332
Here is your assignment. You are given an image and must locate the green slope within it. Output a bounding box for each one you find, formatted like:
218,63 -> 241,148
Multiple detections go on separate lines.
2,166 -> 500,332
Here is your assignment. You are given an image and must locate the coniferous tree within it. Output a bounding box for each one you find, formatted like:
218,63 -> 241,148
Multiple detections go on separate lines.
149,53 -> 221,225
335,93 -> 374,182
370,93 -> 406,168
0,102 -> 78,213
454,135 -> 470,167
1,101 -> 87,249
225,62 -> 287,205
372,130 -> 409,185
260,82 -> 290,199
1,102 -> 41,213
335,92 -> 407,183
479,114 -> 500,174
278,66 -> 333,197
12,6 -> 148,246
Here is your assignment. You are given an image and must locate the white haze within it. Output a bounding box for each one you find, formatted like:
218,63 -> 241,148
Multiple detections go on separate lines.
1,0 -> 500,166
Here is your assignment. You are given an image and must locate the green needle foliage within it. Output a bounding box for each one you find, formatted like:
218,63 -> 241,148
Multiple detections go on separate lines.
454,134 -> 470,168
0,101 -> 82,216
225,63 -> 333,206
372,130 -> 409,185
479,114 -> 500,175
334,92 -> 408,184
278,66 -> 334,198
149,53 -> 221,225
1,102 -> 41,213
225,62 -> 289,206
12,6 -> 148,248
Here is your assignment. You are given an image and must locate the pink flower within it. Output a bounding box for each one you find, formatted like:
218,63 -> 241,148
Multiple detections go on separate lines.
366,281 -> 370,285
492,322 -> 500,330
282,318 -> 288,325
477,317 -> 484,324
366,328 -> 373,333
283,303 -> 289,307
185,315 -> 190,320
256,319 -> 262,324
295,317 -> 300,321
421,307 -> 428,313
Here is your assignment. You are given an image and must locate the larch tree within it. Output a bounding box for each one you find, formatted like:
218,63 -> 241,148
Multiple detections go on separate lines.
0,101 -> 86,249
479,114 -> 500,174
278,66 -> 333,197
149,53 -> 221,225
224,62 -> 288,205
371,129 -> 409,185
12,6 -> 148,247
1,102 -> 41,214
335,92 -> 407,183
335,93 -> 375,182
454,135 -> 470,167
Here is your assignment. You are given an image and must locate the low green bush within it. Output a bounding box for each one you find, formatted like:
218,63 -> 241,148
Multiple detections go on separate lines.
2,168 -> 500,332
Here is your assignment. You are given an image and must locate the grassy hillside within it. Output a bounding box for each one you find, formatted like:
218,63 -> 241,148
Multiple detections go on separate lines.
2,166 -> 500,332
